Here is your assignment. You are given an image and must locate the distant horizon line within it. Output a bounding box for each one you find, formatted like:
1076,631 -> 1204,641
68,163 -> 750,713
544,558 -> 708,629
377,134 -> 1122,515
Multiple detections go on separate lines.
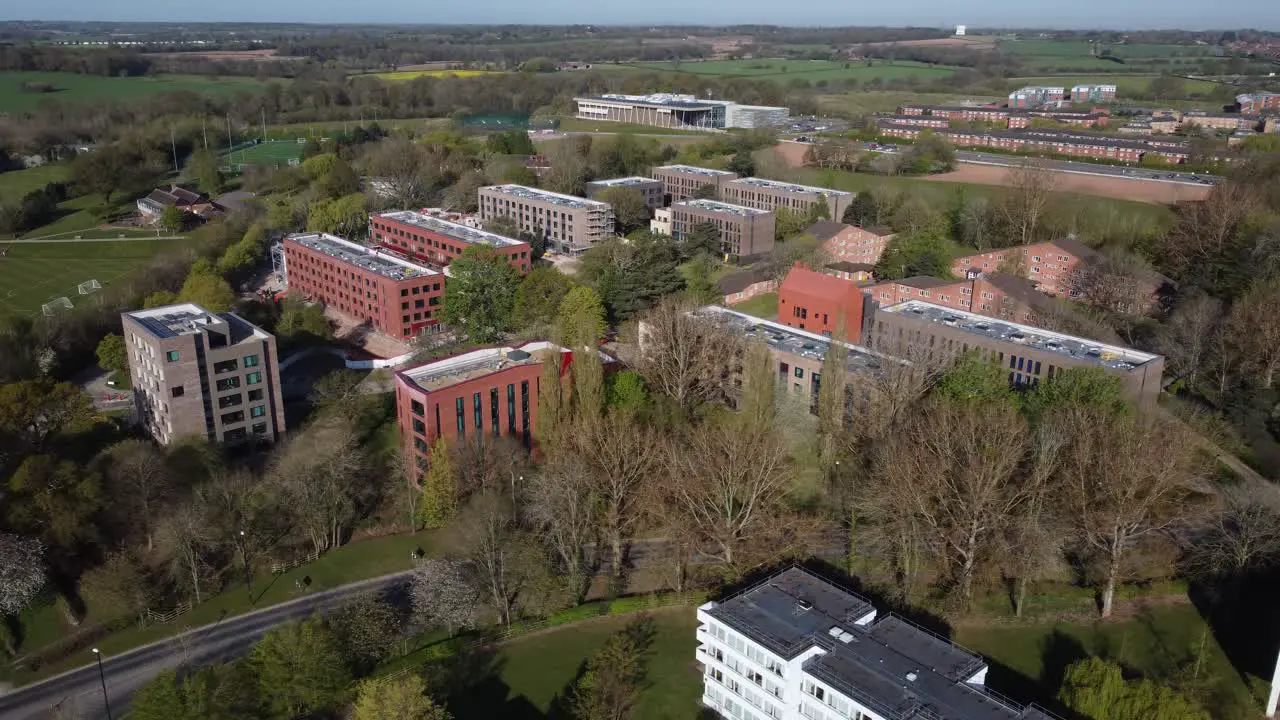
0,19 -> 1275,32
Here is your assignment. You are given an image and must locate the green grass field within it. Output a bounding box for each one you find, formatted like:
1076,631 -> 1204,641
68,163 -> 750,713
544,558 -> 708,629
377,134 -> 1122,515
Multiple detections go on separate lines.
0,71 -> 277,113
0,165 -> 70,202
447,609 -> 703,720
817,90 -> 1005,116
622,58 -> 958,84
222,140 -> 304,167
0,239 -> 174,319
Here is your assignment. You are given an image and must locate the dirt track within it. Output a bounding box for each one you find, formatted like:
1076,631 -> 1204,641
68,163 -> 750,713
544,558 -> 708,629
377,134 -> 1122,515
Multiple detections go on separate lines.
924,164 -> 1213,204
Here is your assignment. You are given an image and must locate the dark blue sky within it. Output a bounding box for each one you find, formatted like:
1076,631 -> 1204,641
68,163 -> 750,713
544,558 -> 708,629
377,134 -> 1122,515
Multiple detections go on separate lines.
4,0 -> 1278,30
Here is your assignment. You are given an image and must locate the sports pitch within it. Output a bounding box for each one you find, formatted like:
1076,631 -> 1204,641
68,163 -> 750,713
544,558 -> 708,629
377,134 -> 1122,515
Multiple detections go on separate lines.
221,140 -> 304,167
0,239 -> 176,319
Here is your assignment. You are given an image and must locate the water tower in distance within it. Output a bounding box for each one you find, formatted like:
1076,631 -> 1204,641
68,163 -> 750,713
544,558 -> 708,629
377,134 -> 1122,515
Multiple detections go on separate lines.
955,24 -> 967,36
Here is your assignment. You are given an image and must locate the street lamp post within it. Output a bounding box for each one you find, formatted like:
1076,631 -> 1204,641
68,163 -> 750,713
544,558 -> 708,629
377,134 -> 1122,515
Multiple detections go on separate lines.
238,529 -> 253,603
91,648 -> 113,720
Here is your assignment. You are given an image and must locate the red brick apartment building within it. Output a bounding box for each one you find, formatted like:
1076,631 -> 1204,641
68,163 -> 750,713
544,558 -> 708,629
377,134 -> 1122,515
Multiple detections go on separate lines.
950,237 -> 1097,297
370,210 -> 532,274
876,123 -> 1192,164
394,342 -> 608,475
865,273 -> 1052,323
283,232 -> 444,340
1238,92 -> 1280,116
808,221 -> 896,265
778,265 -> 869,342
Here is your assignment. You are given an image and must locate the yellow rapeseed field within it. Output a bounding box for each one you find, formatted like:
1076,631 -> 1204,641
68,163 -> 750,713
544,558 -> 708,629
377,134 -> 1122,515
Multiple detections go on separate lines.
372,69 -> 503,80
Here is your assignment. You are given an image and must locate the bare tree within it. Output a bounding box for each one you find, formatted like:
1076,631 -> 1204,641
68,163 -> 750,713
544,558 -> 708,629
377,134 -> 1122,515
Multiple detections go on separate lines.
737,341 -> 776,436
1159,291 -> 1223,389
1005,424 -> 1068,618
526,453 -> 598,602
1183,482 -> 1280,582
637,300 -> 739,415
870,400 -> 1030,610
269,417 -> 367,554
1073,249 -> 1161,317
1226,277 -> 1280,388
663,423 -> 793,569
410,557 -> 480,637
997,161 -> 1058,246
101,439 -> 172,551
570,414 -> 660,577
1165,182 -> 1262,278
365,136 -> 432,208
1057,409 -> 1207,618
156,500 -> 213,604
454,492 -> 539,627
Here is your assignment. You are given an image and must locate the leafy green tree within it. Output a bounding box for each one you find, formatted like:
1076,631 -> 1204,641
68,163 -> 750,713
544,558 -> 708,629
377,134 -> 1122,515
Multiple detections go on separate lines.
683,221 -> 722,259
334,597 -> 402,674
683,256 -> 721,304
130,669 -> 187,720
0,379 -> 96,456
606,371 -> 648,416
873,229 -> 954,281
557,286 -> 608,347
95,333 -> 128,375
443,246 -> 521,343
933,352 -> 1018,407
251,617 -> 352,720
1058,658 -> 1208,720
513,266 -> 572,329
182,661 -> 263,719
897,132 -> 956,174
217,224 -> 266,277
159,206 -> 186,234
774,207 -> 810,242
5,455 -> 103,555
321,156 -> 360,199
277,298 -> 332,344
445,170 -> 489,213
570,618 -> 653,720
486,130 -> 536,156
301,153 -> 338,180
483,214 -> 520,238
579,234 -> 684,321
842,192 -> 877,226
598,186 -> 650,234
727,151 -> 756,176
521,57 -> 559,73
187,150 -> 225,195
418,438 -> 456,529
353,675 -> 452,720
143,290 -> 179,308
178,270 -> 236,312
806,200 -> 832,223
307,193 -> 367,236
71,146 -> 124,203
1023,367 -> 1129,419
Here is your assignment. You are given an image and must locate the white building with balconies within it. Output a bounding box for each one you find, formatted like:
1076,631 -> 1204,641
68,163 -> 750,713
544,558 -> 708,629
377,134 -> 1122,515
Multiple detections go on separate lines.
696,568 -> 1059,720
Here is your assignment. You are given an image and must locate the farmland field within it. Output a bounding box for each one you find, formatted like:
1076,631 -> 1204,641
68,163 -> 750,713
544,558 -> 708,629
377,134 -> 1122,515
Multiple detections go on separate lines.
620,58 -> 959,84
0,71 -> 277,113
0,239 -> 176,319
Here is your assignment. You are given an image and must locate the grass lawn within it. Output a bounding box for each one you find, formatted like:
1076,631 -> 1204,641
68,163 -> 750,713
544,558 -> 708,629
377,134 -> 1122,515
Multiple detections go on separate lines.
0,71 -> 276,113
446,608 -> 703,720
0,165 -> 70,202
623,59 -> 959,84
264,117 -> 452,141
3,529 -> 443,687
955,602 -> 1259,717
0,239 -> 175,320
222,140 -> 304,167
732,292 -> 779,321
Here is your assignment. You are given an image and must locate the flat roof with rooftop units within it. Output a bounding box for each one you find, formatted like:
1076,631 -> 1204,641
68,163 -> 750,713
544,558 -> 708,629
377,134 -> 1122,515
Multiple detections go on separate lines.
882,300 -> 1158,371
655,164 -> 737,177
288,232 -> 438,281
586,176 -> 661,188
375,210 -> 524,248
482,184 -> 611,210
678,199 -> 772,216
695,305 -> 889,376
126,303 -> 269,344
729,177 -> 854,197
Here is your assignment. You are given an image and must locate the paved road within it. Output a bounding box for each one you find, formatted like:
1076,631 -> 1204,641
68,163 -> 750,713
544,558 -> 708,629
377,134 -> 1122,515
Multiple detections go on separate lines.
0,571 -> 413,720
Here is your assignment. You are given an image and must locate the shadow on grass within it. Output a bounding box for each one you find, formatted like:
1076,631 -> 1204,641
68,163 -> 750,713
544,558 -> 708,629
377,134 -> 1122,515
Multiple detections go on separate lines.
1190,567 -> 1280,686
432,644 -> 545,720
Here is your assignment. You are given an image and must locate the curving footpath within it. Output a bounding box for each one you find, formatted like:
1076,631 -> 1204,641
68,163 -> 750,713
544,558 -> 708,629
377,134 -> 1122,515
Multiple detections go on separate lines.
0,570 -> 414,720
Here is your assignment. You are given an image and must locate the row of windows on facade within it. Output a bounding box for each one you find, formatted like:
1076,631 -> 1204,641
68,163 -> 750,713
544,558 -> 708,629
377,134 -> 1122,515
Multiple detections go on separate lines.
288,251 -> 441,296
482,198 -> 580,222
222,423 -> 270,443
215,372 -> 265,392
704,672 -> 784,720
408,381 -> 532,452
799,679 -> 874,720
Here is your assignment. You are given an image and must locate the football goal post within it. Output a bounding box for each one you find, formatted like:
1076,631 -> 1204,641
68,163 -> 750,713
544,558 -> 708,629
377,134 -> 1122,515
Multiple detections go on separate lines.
77,279 -> 103,295
42,297 -> 73,316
